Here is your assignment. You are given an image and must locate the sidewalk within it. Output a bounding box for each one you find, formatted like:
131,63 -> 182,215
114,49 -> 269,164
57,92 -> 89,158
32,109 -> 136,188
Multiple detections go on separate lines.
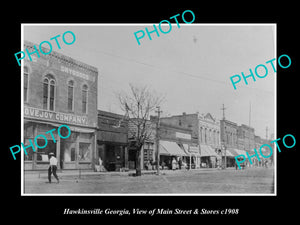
24,167 -> 237,180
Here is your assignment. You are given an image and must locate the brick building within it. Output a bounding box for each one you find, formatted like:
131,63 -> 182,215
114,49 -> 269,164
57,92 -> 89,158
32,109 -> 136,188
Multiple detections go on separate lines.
220,119 -> 239,167
237,124 -> 255,152
97,110 -> 128,171
159,112 -> 220,168
158,121 -> 195,169
127,117 -> 193,170
220,119 -> 238,149
23,41 -> 98,170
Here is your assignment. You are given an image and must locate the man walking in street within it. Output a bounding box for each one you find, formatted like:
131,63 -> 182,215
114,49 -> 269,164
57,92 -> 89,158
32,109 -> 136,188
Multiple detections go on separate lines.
48,152 -> 59,184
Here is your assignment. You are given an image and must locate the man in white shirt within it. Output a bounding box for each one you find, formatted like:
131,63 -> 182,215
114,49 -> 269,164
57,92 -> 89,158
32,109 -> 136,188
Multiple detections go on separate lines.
48,152 -> 59,183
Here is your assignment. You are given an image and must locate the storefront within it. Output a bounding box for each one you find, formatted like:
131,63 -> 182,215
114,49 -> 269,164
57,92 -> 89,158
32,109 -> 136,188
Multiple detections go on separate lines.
24,107 -> 97,170
225,148 -> 239,167
97,110 -> 128,171
199,144 -> 219,168
23,41 -> 98,170
159,140 -> 188,169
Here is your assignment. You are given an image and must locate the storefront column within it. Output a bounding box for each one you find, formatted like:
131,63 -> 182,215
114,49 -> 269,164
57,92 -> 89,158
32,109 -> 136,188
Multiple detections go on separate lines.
56,134 -> 61,170
32,124 -> 37,170
75,136 -> 80,169
124,146 -> 129,169
92,131 -> 97,170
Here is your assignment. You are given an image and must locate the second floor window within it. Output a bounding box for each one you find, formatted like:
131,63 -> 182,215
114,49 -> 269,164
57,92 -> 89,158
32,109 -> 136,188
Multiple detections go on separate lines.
67,80 -> 74,111
43,75 -> 56,111
82,84 -> 88,114
24,67 -> 29,102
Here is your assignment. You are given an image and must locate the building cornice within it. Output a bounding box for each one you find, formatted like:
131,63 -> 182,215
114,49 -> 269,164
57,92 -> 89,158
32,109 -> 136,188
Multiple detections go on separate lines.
24,40 -> 98,75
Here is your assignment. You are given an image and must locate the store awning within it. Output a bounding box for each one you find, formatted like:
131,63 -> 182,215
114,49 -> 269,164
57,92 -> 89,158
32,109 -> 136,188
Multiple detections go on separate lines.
159,140 -> 188,156
189,146 -> 201,157
222,149 -> 233,157
182,144 -> 201,157
235,149 -> 248,156
200,144 -> 218,157
182,144 -> 190,155
68,125 -> 96,133
226,148 -> 239,157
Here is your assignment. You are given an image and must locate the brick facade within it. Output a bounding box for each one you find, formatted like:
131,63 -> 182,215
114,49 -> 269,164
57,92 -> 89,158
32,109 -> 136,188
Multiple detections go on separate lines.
23,40 -> 98,170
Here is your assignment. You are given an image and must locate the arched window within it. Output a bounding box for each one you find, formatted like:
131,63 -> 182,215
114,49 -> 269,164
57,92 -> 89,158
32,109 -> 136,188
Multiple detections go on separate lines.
67,80 -> 74,111
82,84 -> 88,114
24,67 -> 29,102
43,74 -> 55,111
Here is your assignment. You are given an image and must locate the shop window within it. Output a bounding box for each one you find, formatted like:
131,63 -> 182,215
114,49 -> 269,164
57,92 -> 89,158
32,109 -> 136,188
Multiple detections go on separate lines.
79,142 -> 91,162
24,125 -> 34,138
63,142 -> 76,162
143,142 -> 154,162
36,140 -> 56,162
23,139 -> 34,161
71,148 -> 76,161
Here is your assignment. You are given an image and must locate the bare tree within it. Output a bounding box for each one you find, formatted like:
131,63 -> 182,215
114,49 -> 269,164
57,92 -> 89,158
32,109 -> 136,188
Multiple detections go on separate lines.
117,84 -> 164,176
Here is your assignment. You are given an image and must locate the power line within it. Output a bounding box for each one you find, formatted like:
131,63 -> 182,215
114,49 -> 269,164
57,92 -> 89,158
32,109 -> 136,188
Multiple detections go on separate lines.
35,36 -> 274,96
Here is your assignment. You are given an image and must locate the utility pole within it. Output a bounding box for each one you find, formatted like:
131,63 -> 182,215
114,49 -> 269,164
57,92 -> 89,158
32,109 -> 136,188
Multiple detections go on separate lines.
220,104 -> 227,169
221,104 -> 226,120
155,106 -> 162,175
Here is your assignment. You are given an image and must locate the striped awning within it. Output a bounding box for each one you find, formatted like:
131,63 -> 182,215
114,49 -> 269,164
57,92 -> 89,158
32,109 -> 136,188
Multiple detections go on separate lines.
159,140 -> 188,156
200,144 -> 218,157
235,149 -> 248,156
182,144 -> 201,157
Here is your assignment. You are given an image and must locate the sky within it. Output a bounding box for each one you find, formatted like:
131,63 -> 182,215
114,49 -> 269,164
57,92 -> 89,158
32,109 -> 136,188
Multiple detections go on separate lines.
23,24 -> 275,138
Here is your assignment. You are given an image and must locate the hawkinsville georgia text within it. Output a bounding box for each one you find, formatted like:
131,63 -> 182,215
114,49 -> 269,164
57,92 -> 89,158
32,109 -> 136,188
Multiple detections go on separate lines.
235,133 -> 296,169
9,124 -> 71,160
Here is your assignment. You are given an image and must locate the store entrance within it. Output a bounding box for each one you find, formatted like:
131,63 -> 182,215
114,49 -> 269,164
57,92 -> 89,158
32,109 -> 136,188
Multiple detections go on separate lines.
128,149 -> 136,169
36,139 -> 56,162
104,144 -> 125,171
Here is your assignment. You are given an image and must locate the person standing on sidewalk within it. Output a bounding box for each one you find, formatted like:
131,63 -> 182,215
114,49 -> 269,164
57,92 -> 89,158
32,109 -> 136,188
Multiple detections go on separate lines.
172,158 -> 177,171
48,152 -> 59,183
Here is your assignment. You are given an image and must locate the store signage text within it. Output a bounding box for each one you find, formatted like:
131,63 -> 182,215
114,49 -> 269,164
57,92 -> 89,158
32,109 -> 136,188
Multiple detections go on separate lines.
230,54 -> 292,90
61,65 -> 95,82
134,10 -> 195,45
235,133 -> 296,169
10,124 -> 71,160
24,106 -> 88,126
175,132 -> 191,140
14,31 -> 76,66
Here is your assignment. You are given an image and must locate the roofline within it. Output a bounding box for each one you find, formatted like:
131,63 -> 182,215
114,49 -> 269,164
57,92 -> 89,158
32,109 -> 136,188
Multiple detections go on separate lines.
24,40 -> 98,74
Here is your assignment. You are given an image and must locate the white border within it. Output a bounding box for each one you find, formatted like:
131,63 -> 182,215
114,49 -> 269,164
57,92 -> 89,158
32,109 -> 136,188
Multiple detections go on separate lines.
21,23 -> 277,196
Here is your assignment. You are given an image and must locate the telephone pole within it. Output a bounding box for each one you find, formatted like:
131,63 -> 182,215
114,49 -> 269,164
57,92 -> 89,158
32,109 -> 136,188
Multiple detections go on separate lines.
221,103 -> 227,120
220,104 -> 227,169
155,106 -> 162,175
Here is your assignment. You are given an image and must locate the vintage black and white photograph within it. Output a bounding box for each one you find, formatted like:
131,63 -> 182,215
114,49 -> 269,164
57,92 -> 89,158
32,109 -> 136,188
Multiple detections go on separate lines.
21,24 -> 276,195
